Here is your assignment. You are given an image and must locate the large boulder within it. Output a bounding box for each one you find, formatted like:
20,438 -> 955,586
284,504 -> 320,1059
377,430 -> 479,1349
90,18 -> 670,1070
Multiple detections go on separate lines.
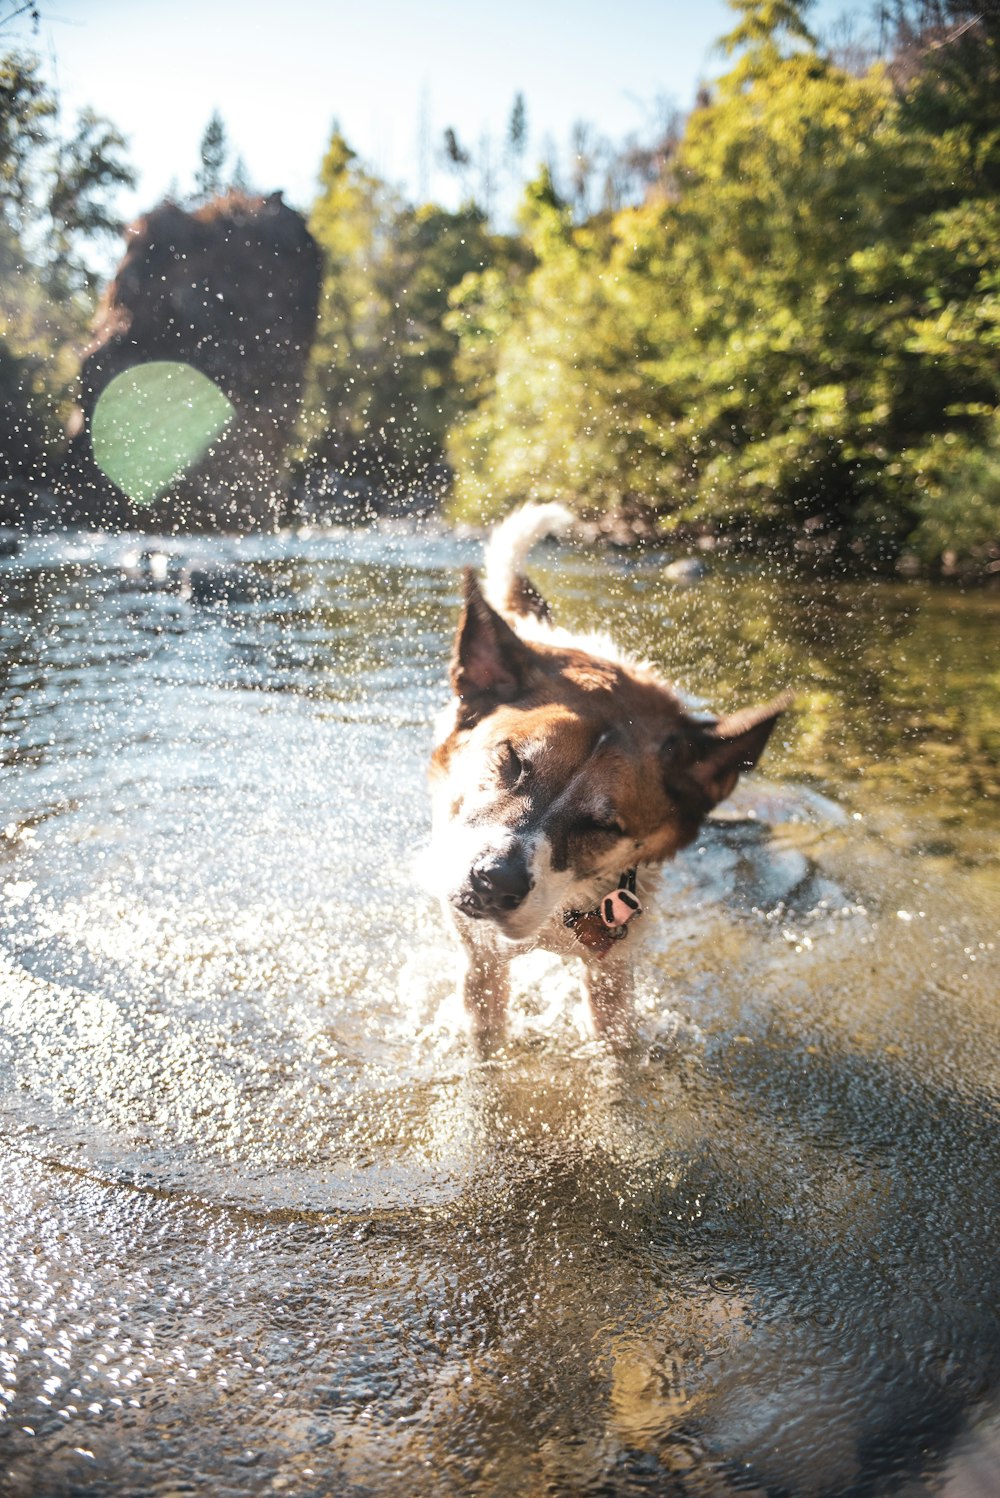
59,191 -> 321,530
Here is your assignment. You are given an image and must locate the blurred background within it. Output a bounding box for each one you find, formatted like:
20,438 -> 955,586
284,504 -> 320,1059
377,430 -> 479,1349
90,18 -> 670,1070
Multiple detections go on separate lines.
0,0 -> 997,575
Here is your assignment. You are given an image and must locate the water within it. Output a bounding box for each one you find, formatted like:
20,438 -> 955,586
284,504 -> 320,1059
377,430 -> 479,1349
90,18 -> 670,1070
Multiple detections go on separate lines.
1,522 -> 998,1496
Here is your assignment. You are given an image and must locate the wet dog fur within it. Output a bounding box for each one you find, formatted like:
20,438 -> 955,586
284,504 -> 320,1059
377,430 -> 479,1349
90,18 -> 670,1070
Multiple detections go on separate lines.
428,504 -> 789,1052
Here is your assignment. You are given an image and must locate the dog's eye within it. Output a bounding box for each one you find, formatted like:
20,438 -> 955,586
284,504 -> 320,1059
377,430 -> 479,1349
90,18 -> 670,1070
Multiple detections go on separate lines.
573,814 -> 625,839
498,742 -> 530,788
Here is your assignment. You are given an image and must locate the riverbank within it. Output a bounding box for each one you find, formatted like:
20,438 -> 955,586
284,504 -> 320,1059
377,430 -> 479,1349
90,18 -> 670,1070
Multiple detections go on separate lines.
4,476 -> 1000,587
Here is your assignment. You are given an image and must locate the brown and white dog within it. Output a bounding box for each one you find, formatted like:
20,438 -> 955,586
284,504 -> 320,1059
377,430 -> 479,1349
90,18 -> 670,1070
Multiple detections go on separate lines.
428,504 -> 789,1052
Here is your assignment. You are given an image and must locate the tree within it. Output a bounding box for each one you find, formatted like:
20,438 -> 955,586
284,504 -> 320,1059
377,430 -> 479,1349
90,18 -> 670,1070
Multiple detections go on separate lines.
443,0 -> 1000,569
647,27 -> 919,548
442,126 -> 471,171
440,125 -> 473,205
46,107 -> 136,294
194,110 -> 227,201
446,168 -> 665,523
231,154 -> 253,194
718,0 -> 818,81
507,92 -> 527,159
506,91 -> 527,195
301,126 -> 500,504
873,0 -> 1000,563
0,46 -> 136,493
0,50 -> 52,227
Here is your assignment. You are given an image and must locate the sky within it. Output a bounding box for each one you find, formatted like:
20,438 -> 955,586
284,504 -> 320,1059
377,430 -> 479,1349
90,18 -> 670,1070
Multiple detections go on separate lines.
24,0 -> 855,224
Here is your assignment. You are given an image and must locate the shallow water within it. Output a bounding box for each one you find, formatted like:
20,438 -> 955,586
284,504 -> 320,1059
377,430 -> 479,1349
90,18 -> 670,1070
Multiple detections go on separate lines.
1,523 -> 999,1496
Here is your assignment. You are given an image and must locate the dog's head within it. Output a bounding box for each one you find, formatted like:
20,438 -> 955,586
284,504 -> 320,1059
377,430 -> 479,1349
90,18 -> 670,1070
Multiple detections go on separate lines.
430,571 -> 789,943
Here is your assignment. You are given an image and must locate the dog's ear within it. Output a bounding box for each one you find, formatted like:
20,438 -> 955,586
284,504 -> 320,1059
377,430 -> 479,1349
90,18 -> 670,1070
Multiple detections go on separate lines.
664,694 -> 791,809
451,569 -> 538,705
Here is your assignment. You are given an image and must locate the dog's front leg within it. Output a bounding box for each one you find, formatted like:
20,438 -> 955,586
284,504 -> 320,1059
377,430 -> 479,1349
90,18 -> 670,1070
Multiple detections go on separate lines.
582,955 -> 636,1050
455,932 -> 511,1055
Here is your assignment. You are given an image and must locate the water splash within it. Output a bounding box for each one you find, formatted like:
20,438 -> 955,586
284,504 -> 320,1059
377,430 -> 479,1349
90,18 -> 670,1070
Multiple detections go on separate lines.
1,523 -> 998,1494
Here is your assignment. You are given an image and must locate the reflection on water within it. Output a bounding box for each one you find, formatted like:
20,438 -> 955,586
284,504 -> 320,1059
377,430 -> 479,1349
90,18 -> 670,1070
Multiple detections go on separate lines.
1,523 -> 999,1496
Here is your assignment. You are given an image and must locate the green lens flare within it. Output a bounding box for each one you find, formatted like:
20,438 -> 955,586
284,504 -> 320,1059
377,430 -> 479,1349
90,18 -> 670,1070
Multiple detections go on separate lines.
91,361 -> 235,506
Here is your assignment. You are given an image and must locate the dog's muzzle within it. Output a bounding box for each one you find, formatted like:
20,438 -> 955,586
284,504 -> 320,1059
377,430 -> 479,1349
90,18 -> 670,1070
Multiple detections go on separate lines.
453,847 -> 534,921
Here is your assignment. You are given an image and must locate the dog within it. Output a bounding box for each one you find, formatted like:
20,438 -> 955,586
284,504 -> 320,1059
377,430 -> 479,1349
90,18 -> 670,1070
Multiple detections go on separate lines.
428,504 -> 789,1052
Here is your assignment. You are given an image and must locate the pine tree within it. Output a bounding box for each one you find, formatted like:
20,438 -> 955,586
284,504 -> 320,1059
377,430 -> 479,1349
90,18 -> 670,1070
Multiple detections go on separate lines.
231,155 -> 253,195
506,92 -> 527,178
718,0 -> 817,83
194,110 -> 227,201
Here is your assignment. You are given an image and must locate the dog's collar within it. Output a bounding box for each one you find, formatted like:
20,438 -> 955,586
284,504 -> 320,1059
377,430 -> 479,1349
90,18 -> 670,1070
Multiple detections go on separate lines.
563,867 -> 642,958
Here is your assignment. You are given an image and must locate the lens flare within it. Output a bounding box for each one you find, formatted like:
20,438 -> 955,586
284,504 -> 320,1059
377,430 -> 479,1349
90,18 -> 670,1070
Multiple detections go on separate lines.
91,361 -> 234,505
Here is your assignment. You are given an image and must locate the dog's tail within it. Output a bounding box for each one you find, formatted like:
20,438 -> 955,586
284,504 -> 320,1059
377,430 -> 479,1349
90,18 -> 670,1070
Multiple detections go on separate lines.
483,502 -> 574,622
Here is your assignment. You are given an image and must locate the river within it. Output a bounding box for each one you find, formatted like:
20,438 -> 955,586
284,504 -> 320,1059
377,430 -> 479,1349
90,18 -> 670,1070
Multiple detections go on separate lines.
1,521 -> 998,1496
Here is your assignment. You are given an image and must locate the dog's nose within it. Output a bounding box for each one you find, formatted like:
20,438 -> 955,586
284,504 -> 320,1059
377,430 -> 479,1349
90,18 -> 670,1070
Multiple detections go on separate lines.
470,850 -> 533,912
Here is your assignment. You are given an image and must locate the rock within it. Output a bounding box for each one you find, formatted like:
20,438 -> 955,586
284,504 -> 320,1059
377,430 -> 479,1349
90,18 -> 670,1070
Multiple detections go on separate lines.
119,548 -> 186,592
57,192 -> 321,532
185,563 -> 282,607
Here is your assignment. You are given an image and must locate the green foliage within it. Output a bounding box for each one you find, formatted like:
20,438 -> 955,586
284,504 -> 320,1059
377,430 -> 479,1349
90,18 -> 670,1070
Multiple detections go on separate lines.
47,106 -> 135,295
718,0 -> 817,81
0,47 -> 136,487
441,0 -> 1000,569
301,128 -> 501,500
906,422 -> 1000,565
2,0 -> 998,566
446,169 -> 669,523
0,50 -> 51,224
651,47 -> 922,545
